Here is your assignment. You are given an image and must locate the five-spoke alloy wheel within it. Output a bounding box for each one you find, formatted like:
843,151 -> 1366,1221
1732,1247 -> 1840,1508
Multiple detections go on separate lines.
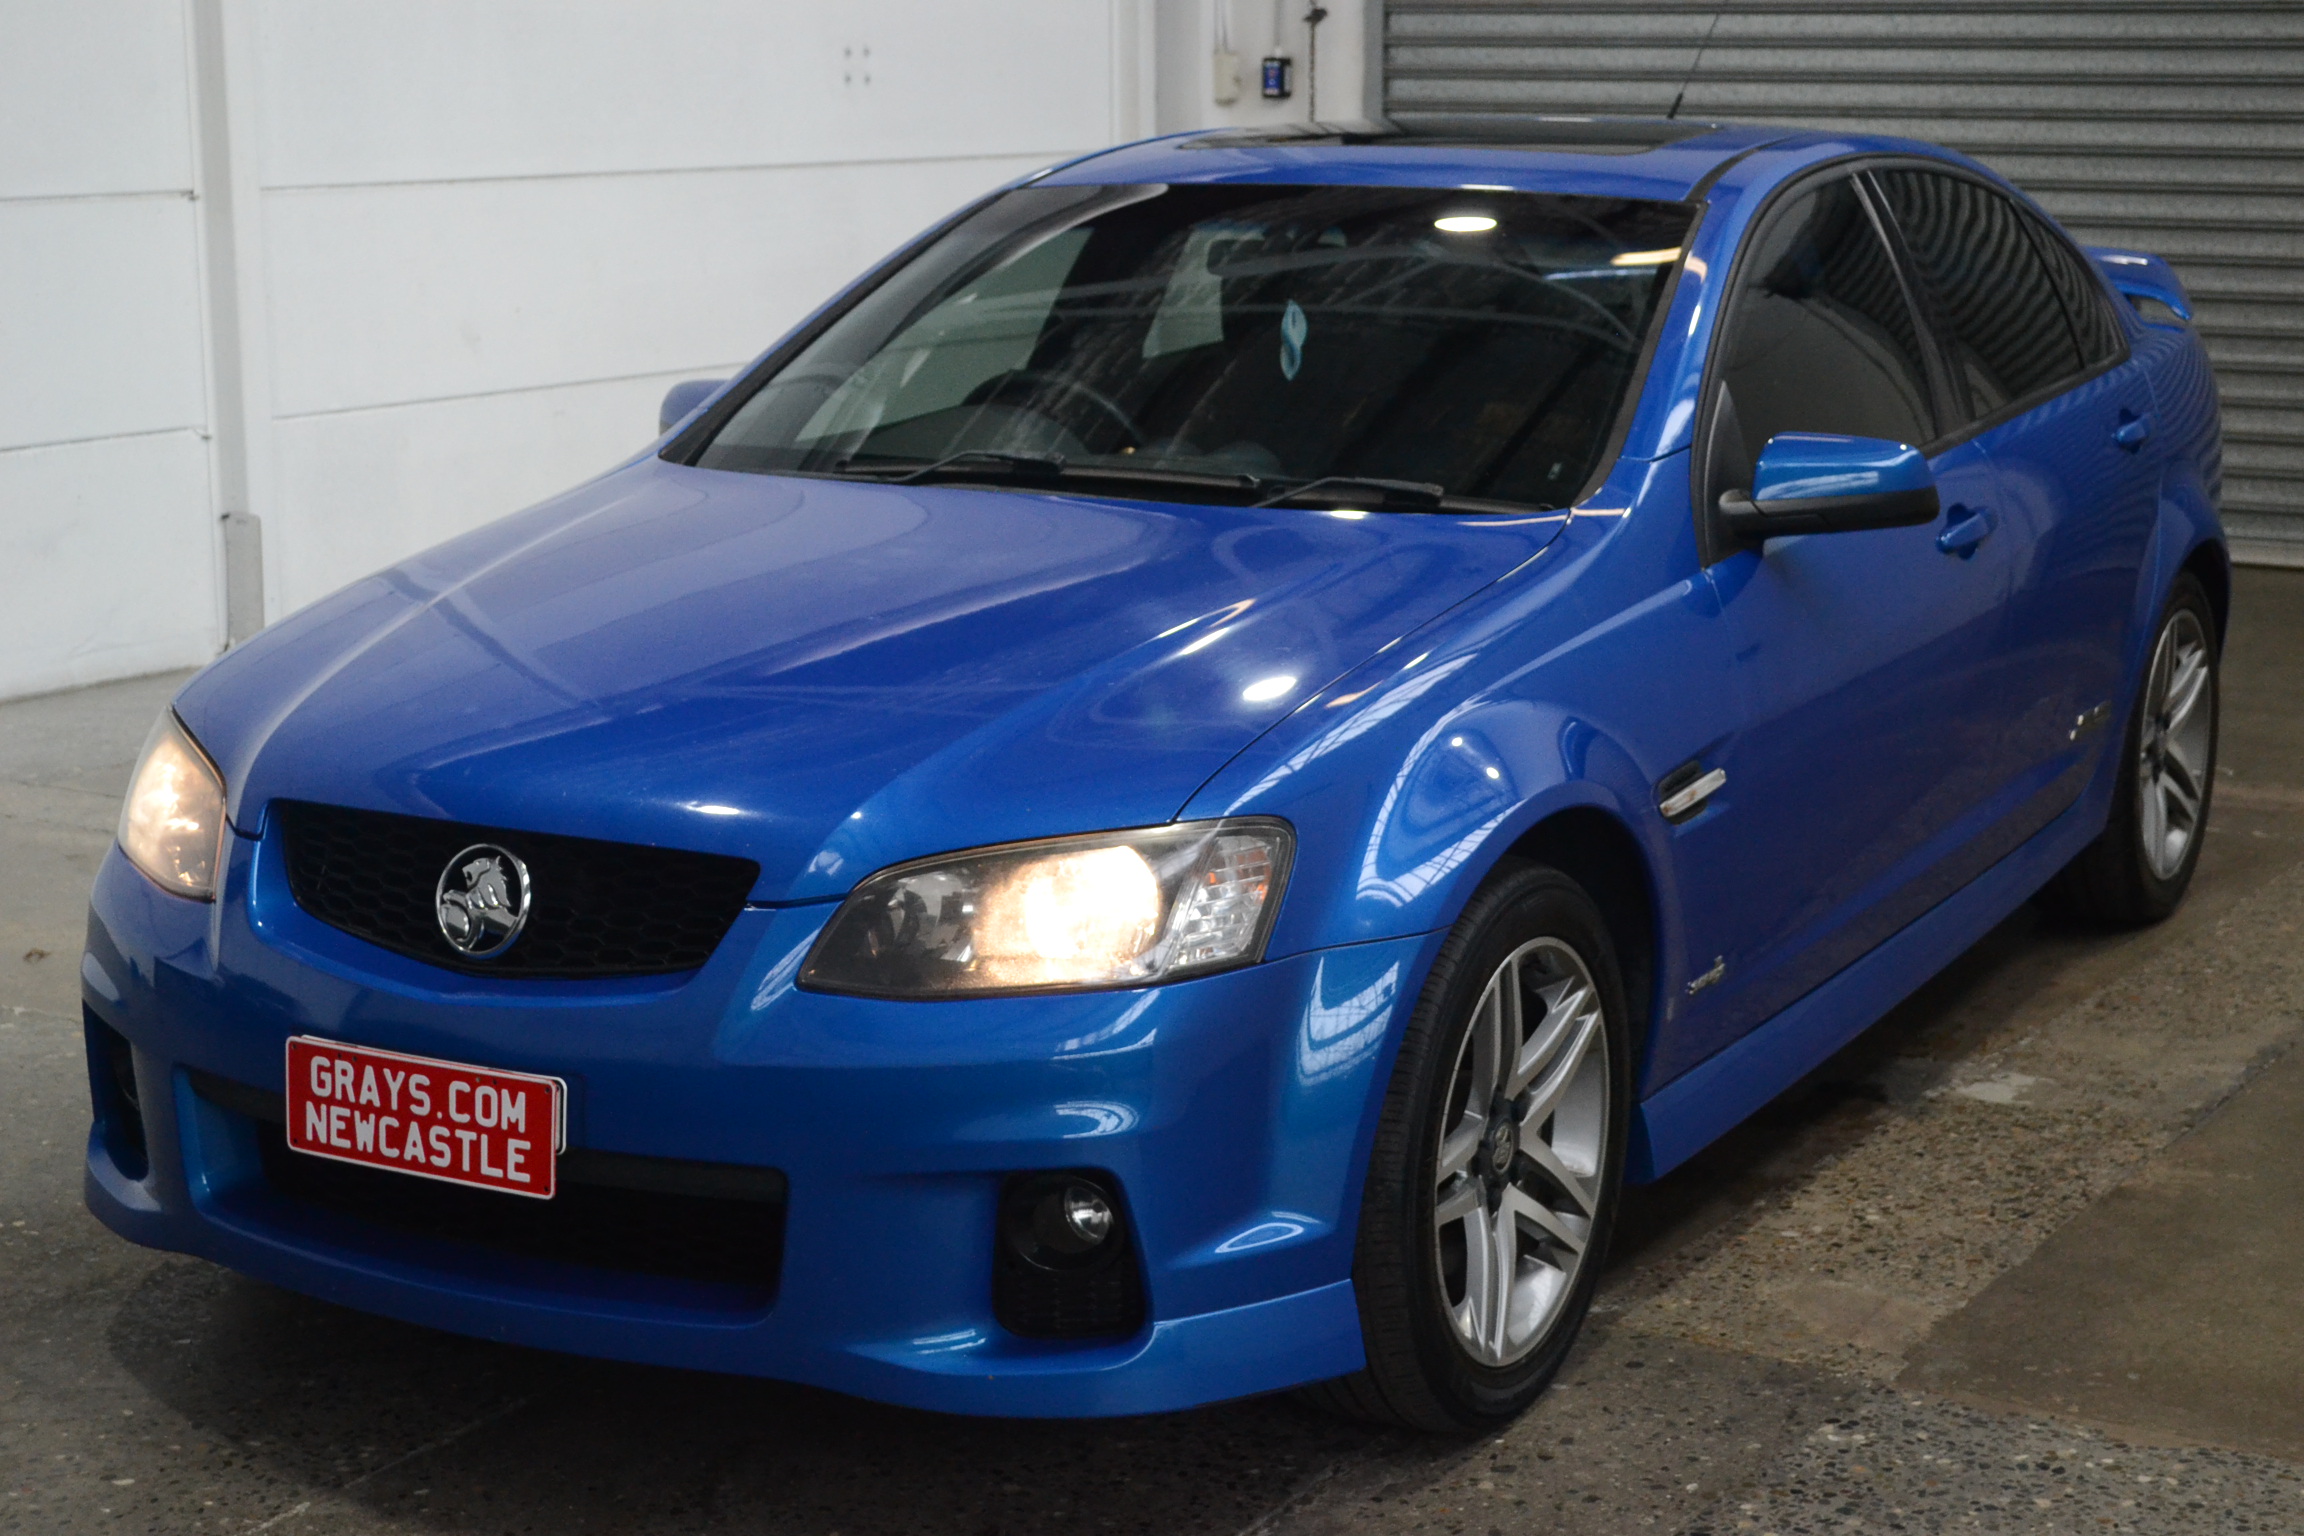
2042,571 -> 2220,928
1309,863 -> 1630,1430
1431,937 -> 1609,1368
2137,606 -> 2214,881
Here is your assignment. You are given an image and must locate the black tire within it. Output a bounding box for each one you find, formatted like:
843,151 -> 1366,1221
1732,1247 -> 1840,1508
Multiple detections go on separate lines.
1304,862 -> 1632,1431
2038,572 -> 2219,929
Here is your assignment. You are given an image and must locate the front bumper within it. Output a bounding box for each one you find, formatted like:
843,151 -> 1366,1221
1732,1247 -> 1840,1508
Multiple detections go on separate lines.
81,828 -> 1440,1417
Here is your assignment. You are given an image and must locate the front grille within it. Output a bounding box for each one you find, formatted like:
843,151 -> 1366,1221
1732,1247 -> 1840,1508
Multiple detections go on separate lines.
196,1072 -> 785,1300
274,799 -> 759,978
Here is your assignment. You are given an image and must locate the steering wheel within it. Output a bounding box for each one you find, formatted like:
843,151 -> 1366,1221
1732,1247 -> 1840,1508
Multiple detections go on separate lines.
964,369 -> 1145,449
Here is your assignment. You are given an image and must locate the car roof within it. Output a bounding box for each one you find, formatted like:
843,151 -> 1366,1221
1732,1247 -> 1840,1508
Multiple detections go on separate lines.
1038,117 -> 1965,205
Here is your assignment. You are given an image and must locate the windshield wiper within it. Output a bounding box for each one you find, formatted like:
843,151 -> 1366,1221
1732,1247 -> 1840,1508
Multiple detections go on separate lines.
1054,463 -> 1264,495
827,456 -> 1533,514
824,448 -> 1069,484
830,451 -> 1269,498
854,449 -> 1070,485
1255,475 -> 1450,512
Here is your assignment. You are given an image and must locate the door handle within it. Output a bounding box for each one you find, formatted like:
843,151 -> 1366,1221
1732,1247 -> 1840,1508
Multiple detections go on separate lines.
2114,411 -> 2154,450
1936,506 -> 1997,559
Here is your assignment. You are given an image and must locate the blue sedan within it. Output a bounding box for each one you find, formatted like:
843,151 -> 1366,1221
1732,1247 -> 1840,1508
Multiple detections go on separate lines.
83,118 -> 2224,1429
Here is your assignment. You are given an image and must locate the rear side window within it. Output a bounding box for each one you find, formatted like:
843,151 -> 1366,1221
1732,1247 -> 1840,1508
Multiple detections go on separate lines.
1711,175 -> 1936,486
2019,206 -> 2126,368
1871,170 -> 2084,417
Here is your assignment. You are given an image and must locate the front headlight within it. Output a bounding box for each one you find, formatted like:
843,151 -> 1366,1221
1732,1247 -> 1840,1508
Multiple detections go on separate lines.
801,819 -> 1294,998
118,712 -> 227,900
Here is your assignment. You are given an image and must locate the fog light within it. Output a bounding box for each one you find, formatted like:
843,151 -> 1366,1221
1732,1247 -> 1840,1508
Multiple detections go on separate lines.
1043,1183 -> 1113,1254
1005,1172 -> 1120,1268
995,1170 -> 1145,1339
86,1012 -> 149,1180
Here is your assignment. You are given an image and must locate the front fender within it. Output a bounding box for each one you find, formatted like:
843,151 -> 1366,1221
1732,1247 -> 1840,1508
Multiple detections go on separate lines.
1182,456 -> 1734,1011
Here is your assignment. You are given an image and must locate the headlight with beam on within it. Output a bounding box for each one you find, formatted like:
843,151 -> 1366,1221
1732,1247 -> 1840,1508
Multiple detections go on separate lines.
117,711 -> 227,900
802,820 -> 1294,998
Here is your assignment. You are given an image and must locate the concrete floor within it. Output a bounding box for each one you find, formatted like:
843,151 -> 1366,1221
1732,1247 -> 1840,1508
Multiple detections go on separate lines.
3,569 -> 2301,1536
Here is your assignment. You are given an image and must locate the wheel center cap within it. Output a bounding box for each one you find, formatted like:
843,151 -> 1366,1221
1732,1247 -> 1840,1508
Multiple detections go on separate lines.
1483,1119 -> 1519,1178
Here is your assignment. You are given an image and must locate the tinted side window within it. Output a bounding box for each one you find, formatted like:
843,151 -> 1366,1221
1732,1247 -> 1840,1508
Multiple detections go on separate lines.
1713,175 -> 1936,485
1872,170 -> 2084,416
2019,207 -> 2126,368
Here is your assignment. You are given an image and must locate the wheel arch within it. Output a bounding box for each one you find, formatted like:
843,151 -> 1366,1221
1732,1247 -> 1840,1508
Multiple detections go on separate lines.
2181,536 -> 2231,653
1499,805 -> 1659,1077
2126,461 -> 2227,692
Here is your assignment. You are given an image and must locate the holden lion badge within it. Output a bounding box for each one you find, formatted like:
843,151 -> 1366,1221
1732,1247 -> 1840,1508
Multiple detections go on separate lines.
434,844 -> 531,958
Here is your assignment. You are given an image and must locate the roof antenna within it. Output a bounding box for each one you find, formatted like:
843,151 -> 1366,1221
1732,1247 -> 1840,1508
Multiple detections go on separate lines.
1667,6 -> 1728,120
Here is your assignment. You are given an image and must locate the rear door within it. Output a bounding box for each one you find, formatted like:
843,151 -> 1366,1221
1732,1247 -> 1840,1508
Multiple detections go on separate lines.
1659,169 -> 2021,1078
1871,168 -> 2162,851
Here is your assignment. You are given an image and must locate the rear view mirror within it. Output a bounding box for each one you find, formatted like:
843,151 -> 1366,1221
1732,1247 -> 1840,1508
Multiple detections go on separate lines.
1720,432 -> 1939,541
659,379 -> 726,435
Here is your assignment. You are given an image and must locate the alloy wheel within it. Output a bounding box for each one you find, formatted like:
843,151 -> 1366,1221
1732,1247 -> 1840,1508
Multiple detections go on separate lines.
1430,936 -> 1610,1368
2138,609 -> 2213,881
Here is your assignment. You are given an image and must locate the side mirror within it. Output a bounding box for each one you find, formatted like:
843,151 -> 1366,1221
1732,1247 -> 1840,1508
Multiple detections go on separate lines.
1719,432 -> 1939,541
659,378 -> 726,435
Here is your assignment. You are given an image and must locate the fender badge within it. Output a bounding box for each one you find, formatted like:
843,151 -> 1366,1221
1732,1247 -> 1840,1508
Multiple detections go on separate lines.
1686,955 -> 1727,995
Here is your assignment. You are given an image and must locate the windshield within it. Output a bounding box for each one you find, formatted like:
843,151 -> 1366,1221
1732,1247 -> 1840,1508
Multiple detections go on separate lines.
686,182 -> 1694,509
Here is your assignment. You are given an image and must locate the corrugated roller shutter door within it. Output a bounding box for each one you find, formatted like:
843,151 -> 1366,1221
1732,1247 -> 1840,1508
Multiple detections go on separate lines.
1384,1 -> 2304,566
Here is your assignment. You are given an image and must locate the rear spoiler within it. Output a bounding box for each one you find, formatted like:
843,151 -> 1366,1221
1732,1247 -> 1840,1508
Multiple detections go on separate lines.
2086,245 -> 2193,325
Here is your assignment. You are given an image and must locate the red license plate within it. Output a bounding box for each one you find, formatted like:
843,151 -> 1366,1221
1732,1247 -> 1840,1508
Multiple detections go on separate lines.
284,1036 -> 565,1200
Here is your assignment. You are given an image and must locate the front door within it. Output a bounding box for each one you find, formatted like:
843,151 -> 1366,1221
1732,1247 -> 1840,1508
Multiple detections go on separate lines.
1658,170 -> 2024,1077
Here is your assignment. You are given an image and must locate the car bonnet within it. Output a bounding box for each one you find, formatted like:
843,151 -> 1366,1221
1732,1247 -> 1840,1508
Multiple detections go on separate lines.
179,459 -> 1568,903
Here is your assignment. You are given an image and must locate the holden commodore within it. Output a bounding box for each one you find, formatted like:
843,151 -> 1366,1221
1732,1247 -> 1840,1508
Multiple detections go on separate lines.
83,117 -> 2224,1429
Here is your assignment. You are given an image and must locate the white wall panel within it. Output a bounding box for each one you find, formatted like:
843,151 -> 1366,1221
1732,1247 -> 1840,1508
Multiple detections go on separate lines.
0,0 -> 194,198
268,370 -> 731,610
0,196 -> 210,452
0,432 -> 218,698
0,0 -> 1143,699
262,153 -> 1049,418
256,0 -> 1116,187
1156,0 -> 1374,133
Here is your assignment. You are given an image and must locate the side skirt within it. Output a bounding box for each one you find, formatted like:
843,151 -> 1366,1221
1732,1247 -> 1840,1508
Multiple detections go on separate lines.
1627,775 -> 2106,1183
